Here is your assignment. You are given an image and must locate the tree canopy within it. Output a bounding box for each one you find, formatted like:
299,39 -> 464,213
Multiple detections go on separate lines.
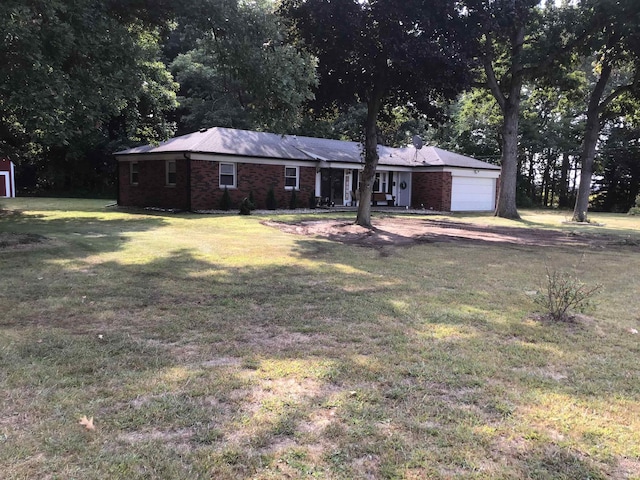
1,0 -> 176,151
282,0 -> 474,226
0,0 -> 178,192
170,0 -> 316,134
568,0 -> 640,222
1,0 -> 639,212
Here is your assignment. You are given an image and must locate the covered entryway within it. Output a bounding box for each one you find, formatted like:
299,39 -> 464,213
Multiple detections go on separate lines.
319,168 -> 344,206
451,175 -> 496,211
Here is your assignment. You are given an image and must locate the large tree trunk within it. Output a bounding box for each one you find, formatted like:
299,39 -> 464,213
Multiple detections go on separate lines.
355,89 -> 384,228
485,24 -> 524,220
495,97 -> 522,219
572,114 -> 600,222
573,63 -> 612,222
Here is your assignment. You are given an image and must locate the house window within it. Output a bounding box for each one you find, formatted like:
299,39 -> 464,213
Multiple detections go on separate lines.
130,162 -> 139,185
374,172 -> 388,192
219,162 -> 236,188
284,166 -> 299,189
166,160 -> 176,186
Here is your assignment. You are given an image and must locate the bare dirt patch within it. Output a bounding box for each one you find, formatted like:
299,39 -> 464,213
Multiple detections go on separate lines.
0,232 -> 48,249
264,217 -> 640,251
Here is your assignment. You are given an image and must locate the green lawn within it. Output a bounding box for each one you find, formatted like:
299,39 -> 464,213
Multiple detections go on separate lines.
1,198 -> 639,479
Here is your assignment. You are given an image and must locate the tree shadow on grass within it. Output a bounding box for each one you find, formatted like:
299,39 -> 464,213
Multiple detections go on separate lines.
0,210 -> 168,260
1,244 -> 636,479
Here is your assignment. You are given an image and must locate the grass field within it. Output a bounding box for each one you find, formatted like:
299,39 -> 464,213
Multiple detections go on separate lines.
1,198 -> 639,479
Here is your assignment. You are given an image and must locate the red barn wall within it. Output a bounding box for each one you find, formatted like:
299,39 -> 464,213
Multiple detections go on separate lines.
0,158 -> 15,197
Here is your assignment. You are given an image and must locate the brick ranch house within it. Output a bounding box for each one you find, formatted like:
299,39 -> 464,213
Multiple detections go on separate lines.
115,127 -> 500,212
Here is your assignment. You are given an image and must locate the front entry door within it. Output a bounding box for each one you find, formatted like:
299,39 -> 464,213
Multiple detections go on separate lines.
395,172 -> 411,207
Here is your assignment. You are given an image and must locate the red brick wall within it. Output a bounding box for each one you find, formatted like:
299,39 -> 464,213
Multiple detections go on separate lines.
412,171 -> 452,211
190,160 -> 219,210
240,163 -> 283,209
191,161 -> 316,210
299,166 -> 317,208
118,159 -> 189,209
119,158 -> 317,210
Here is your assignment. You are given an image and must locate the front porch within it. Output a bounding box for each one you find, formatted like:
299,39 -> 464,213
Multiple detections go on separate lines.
311,205 -> 444,215
315,167 -> 412,208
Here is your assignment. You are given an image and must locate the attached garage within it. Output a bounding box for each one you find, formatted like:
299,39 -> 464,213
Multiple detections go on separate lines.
451,174 -> 497,211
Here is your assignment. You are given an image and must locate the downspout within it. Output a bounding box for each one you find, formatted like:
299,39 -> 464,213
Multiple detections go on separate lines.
184,152 -> 192,211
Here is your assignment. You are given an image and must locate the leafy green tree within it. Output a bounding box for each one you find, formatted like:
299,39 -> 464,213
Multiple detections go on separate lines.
282,0 -> 473,227
570,0 -> 640,222
462,0 -> 582,218
593,122 -> 640,212
0,0 -> 175,151
443,89 -> 502,163
518,74 -> 586,208
437,80 -> 584,209
296,103 -> 432,148
0,0 -> 178,192
170,1 -> 316,134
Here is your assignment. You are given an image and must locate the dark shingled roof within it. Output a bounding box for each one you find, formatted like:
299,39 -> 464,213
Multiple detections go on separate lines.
115,127 -> 500,170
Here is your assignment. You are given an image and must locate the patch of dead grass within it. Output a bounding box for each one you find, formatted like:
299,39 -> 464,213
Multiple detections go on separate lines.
0,232 -> 49,249
2,202 -> 640,479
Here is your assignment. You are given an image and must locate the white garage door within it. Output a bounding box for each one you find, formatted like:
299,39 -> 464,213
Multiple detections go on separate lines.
451,176 -> 495,211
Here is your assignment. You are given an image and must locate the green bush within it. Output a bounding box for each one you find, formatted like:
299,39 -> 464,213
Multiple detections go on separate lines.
248,191 -> 256,210
239,197 -> 252,215
266,186 -> 277,210
219,186 -> 231,211
289,189 -> 297,209
308,193 -> 317,209
535,267 -> 602,322
628,194 -> 640,215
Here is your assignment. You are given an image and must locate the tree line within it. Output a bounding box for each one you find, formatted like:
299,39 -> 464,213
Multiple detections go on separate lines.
1,0 -> 639,224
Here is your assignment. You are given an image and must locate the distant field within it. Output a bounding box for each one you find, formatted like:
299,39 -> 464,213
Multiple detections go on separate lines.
1,198 -> 639,479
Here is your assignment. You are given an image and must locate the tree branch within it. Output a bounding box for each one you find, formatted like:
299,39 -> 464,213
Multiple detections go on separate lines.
598,65 -> 640,113
599,84 -> 633,113
481,44 -> 506,111
507,24 -> 526,98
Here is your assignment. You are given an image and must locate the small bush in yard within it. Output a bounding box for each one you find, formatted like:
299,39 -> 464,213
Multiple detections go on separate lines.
266,186 -> 277,210
220,186 -> 231,211
535,267 -> 602,321
239,197 -> 252,215
289,189 -> 297,209
628,194 -> 640,215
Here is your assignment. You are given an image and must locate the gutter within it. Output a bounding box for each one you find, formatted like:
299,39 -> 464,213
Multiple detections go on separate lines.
116,156 -> 120,206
